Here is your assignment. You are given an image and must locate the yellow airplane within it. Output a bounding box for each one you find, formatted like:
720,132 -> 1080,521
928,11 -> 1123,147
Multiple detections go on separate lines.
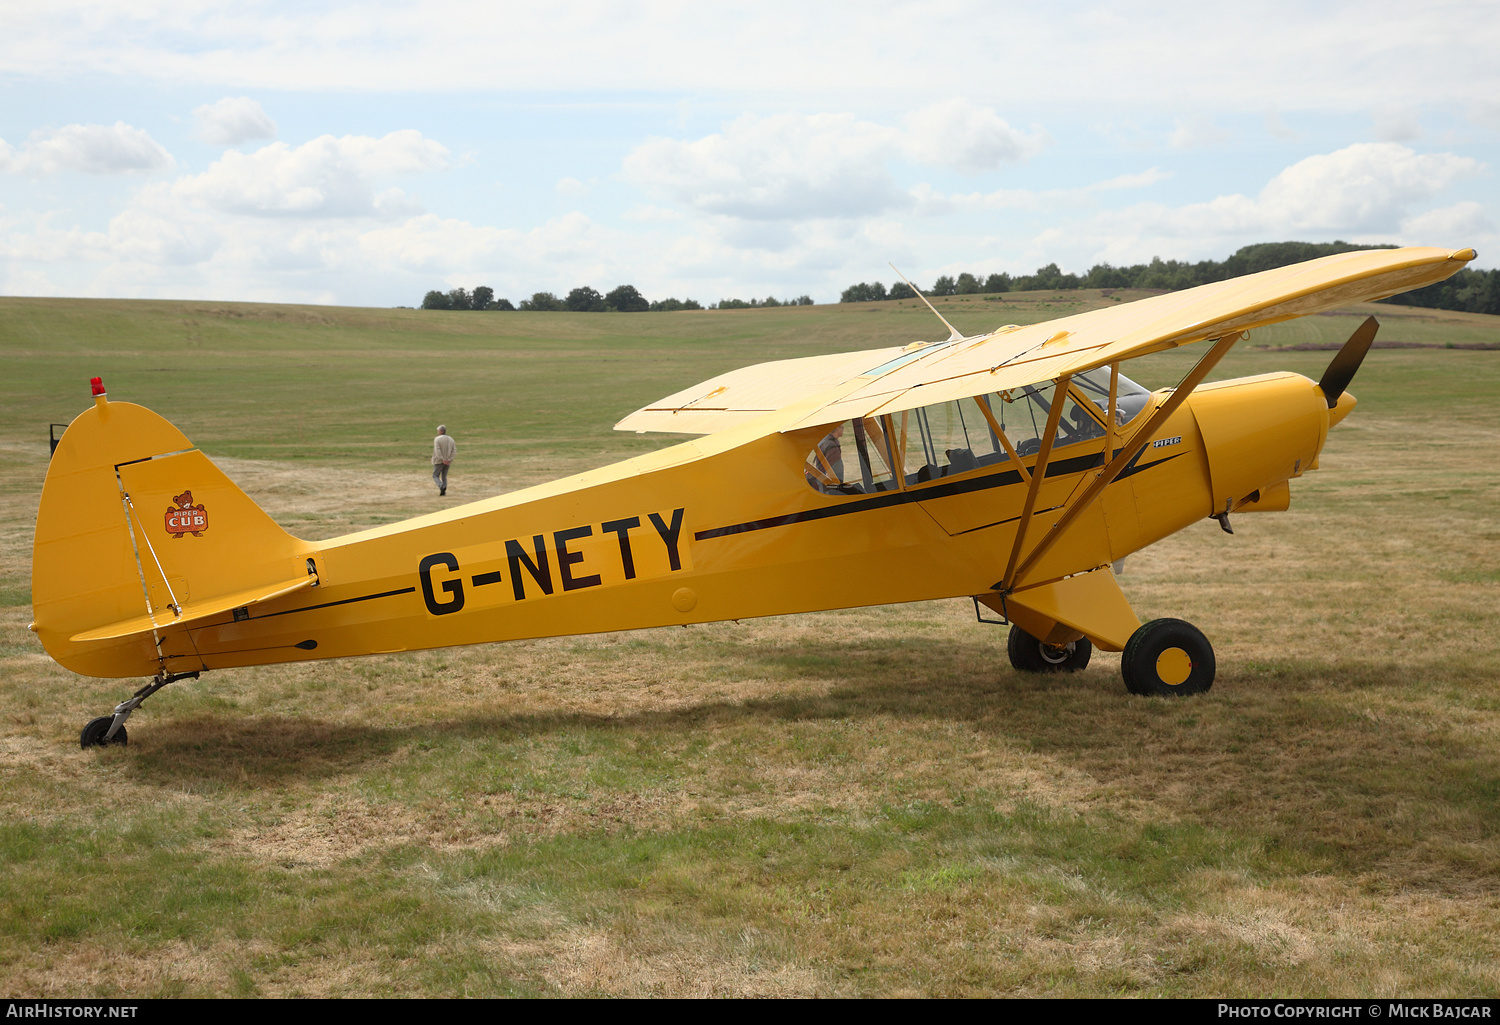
31,246 -> 1474,747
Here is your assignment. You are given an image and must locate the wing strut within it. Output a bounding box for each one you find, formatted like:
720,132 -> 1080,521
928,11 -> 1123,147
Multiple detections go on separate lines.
1004,333 -> 1241,591
1000,373 -> 1073,591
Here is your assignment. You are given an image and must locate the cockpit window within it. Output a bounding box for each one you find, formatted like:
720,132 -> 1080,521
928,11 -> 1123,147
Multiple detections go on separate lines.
803,368 -> 1156,496
1075,367 -> 1151,427
804,417 -> 902,494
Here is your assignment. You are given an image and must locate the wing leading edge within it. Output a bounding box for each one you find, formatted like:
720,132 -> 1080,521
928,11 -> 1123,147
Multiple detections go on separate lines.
615,246 -> 1474,437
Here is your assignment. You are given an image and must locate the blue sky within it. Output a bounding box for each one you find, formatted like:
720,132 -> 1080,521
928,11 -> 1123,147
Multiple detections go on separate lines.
1,1 -> 1496,307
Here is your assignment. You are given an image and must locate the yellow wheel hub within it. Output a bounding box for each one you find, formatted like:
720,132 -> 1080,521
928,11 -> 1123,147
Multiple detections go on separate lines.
1156,647 -> 1193,686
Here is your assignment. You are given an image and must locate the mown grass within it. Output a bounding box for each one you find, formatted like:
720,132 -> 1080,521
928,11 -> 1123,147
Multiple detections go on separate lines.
0,294 -> 1497,996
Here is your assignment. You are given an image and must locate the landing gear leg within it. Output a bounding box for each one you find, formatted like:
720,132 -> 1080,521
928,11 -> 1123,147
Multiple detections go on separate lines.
80,670 -> 200,749
1121,619 -> 1214,696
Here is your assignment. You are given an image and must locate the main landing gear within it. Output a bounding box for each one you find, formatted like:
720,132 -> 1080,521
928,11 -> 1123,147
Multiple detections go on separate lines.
1120,618 -> 1215,696
79,670 -> 199,749
1007,626 -> 1092,673
1007,619 -> 1216,696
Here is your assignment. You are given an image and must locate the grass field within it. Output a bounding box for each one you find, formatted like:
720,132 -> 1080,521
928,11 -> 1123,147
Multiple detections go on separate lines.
2,292 -> 1498,997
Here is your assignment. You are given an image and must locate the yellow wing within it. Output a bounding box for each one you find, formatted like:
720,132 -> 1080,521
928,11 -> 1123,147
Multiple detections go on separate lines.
786,246 -> 1474,429
616,246 -> 1474,436
613,344 -> 909,434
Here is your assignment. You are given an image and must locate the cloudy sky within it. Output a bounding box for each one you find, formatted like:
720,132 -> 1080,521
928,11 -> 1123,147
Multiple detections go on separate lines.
1,0 -> 1496,307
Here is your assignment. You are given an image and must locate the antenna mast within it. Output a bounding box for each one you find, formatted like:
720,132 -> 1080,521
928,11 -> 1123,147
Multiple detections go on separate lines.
890,262 -> 963,342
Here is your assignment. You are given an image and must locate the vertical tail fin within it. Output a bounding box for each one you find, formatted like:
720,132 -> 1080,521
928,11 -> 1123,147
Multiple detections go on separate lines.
32,392 -> 310,678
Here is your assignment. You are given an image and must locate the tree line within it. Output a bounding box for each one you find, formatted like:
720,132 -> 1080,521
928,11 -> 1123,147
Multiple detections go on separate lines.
422,284 -> 812,312
840,242 -> 1500,316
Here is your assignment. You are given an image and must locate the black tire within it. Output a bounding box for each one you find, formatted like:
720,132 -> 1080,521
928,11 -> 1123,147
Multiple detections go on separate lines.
1121,618 -> 1215,696
80,716 -> 127,749
1007,625 -> 1092,673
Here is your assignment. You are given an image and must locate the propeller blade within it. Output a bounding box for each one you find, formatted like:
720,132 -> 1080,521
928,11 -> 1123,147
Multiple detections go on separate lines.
1317,315 -> 1379,408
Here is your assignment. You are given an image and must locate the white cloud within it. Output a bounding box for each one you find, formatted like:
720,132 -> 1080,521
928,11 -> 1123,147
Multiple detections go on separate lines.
623,112 -> 911,222
1169,116 -> 1230,150
172,131 -> 448,218
1372,106 -> 1422,143
2,2 -> 1498,116
1399,201 -> 1494,244
1086,168 -> 1172,193
0,122 -> 171,175
1028,143 -> 1488,271
555,176 -> 589,198
622,102 -> 1040,223
1255,143 -> 1480,234
917,167 -> 1171,217
193,97 -> 277,146
902,99 -> 1046,173
1264,111 -> 1298,141
1469,100 -> 1500,131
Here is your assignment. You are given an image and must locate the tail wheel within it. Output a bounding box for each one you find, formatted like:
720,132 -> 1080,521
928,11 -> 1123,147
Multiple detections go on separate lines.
1122,619 -> 1215,696
1007,625 -> 1092,673
80,716 -> 127,749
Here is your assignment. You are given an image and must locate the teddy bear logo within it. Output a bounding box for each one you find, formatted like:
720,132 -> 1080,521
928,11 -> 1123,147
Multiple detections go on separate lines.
164,490 -> 208,538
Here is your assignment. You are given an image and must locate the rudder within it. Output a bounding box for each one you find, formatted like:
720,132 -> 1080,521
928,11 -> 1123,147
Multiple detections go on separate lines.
32,393 -> 311,678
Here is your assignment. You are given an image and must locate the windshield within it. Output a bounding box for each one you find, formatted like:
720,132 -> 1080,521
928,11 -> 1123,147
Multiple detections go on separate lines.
802,368 -> 1157,496
1074,367 -> 1152,427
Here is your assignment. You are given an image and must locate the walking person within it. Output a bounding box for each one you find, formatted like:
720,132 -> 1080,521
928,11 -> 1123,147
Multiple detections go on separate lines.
432,424 -> 456,496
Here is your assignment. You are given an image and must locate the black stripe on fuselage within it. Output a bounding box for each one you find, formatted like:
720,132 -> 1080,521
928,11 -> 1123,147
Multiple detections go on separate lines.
694,448 -> 1184,542
254,586 -> 417,620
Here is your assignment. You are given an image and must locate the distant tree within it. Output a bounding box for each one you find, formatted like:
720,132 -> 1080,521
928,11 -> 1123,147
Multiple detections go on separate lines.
792,295 -> 813,306
519,291 -> 566,311
1082,264 -> 1130,289
929,275 -> 957,296
422,289 -> 452,310
490,297 -> 516,311
471,286 -> 495,309
1385,266 -> 1500,315
840,281 -> 888,303
1014,263 -> 1079,291
566,286 -> 606,312
888,281 -> 917,301
955,272 -> 982,294
760,296 -> 782,307
447,287 -> 473,310
982,273 -> 1011,293
649,297 -> 704,311
717,298 -> 752,309
604,284 -> 649,312
1222,240 -> 1390,278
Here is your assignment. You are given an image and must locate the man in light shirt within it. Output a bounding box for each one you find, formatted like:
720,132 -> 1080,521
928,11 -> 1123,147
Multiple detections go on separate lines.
432,425 -> 456,496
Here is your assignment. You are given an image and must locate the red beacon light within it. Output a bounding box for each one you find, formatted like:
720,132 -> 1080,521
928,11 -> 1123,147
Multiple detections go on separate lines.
90,377 -> 105,396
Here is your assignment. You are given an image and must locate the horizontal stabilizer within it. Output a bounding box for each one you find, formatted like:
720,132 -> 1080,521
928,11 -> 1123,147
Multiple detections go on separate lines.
70,573 -> 314,643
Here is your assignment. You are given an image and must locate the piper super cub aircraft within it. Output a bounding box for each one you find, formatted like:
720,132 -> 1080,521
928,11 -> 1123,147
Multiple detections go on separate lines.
31,246 -> 1474,747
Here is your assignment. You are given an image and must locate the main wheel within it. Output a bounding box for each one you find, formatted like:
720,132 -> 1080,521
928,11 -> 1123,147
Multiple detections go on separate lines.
1007,625 -> 1092,673
80,716 -> 127,749
1121,619 -> 1215,696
